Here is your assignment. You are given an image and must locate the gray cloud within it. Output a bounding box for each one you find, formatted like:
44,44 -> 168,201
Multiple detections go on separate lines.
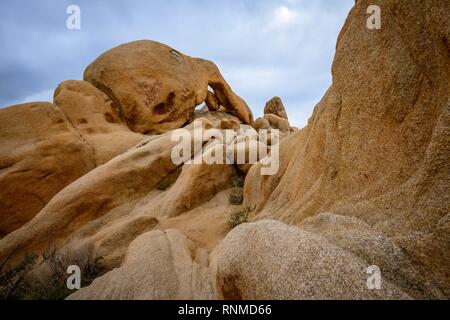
0,0 -> 354,127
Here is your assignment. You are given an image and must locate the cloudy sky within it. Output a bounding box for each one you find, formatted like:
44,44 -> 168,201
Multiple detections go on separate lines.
0,0 -> 354,128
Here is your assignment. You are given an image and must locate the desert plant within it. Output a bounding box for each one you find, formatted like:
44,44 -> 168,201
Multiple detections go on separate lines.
228,187 -> 244,205
24,244 -> 104,300
230,174 -> 245,188
0,243 -> 104,300
228,206 -> 250,229
0,248 -> 37,300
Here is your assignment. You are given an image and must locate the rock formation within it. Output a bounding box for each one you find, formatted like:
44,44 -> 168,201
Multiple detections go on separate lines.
264,96 -> 288,120
244,0 -> 450,298
84,40 -> 253,134
0,0 -> 448,300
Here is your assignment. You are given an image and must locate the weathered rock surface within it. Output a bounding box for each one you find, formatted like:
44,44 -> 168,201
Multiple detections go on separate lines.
0,0 -> 448,301
216,220 -> 409,300
68,229 -> 217,300
0,102 -> 95,236
54,80 -> 145,165
263,114 -> 291,134
205,91 -> 221,112
244,0 -> 450,297
152,160 -> 237,218
299,213 -> 447,299
0,119 -> 214,263
253,117 -> 270,130
84,40 -> 253,134
264,97 -> 288,120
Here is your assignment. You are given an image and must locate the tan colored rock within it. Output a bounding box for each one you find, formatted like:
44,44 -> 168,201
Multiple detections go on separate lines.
237,124 -> 258,140
253,117 -> 270,130
1,0 -> 448,301
62,188 -> 233,271
152,159 -> 237,218
264,96 -> 288,120
216,220 -> 409,300
300,213 -> 447,299
54,80 -> 145,165
0,102 -> 95,236
263,114 -> 290,133
233,140 -> 268,165
154,190 -> 235,251
220,118 -> 240,130
0,119 -> 214,263
191,110 -> 242,129
84,40 -> 253,134
244,0 -> 450,295
205,90 -> 220,111
68,229 -> 217,300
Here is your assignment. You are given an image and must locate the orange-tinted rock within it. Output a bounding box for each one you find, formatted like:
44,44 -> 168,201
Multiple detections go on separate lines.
84,40 -> 253,134
54,80 -> 145,165
0,102 -> 95,236
264,97 -> 288,120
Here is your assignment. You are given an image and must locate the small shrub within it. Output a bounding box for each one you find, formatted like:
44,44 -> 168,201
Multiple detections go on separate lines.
0,243 -> 104,300
230,174 -> 245,188
24,244 -> 104,300
0,250 -> 37,300
229,187 -> 244,205
228,206 -> 249,229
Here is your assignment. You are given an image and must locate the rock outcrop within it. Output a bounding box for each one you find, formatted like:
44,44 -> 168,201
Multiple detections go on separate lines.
0,102 -> 95,236
264,97 -> 288,120
54,80 -> 145,166
84,40 -> 253,134
0,0 -> 448,301
244,0 -> 450,298
68,229 -> 217,300
216,220 -> 409,300
0,119 -> 215,264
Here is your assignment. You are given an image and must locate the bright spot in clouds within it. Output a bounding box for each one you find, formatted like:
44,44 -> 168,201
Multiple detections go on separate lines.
274,6 -> 299,26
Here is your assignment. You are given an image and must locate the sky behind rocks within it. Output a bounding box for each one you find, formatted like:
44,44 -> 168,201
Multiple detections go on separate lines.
0,0 -> 354,128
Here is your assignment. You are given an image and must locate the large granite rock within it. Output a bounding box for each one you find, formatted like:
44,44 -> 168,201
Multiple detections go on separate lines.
84,40 -> 253,134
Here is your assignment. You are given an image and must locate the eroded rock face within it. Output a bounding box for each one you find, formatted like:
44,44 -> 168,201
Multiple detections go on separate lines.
67,229 -> 217,300
263,114 -> 290,134
152,161 -> 237,218
84,40 -> 253,134
264,97 -> 288,120
205,91 -> 221,112
54,80 -> 145,165
299,213 -> 447,299
0,119 -> 214,263
0,102 -> 95,236
0,0 -> 448,301
216,220 -> 409,300
244,0 -> 450,296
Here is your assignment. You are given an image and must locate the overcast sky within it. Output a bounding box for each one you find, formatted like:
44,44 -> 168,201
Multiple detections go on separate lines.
0,0 -> 354,128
